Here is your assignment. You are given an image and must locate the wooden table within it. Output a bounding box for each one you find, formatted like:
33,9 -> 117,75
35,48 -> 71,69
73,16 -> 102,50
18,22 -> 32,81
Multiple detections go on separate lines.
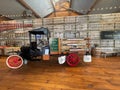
0,46 -> 7,55
101,51 -> 118,58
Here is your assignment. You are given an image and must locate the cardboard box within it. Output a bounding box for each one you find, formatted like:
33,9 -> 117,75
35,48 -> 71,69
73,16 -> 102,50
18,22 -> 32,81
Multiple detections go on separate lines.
42,55 -> 50,60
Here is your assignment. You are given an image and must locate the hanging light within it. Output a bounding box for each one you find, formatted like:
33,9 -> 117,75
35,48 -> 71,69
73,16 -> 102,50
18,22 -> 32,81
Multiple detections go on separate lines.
101,8 -> 104,10
92,8 -> 95,11
105,7 -> 108,10
88,9 -> 91,11
97,8 -> 100,11
109,7 -> 113,10
114,6 -> 117,9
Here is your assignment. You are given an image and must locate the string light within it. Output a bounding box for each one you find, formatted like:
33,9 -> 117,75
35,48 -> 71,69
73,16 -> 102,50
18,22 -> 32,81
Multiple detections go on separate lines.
114,6 -> 117,9
81,10 -> 83,12
97,8 -> 100,11
109,7 -> 113,9
101,8 -> 104,10
0,6 -> 119,18
93,9 -> 95,11
88,9 -> 91,11
5,15 -> 8,17
105,7 -> 108,10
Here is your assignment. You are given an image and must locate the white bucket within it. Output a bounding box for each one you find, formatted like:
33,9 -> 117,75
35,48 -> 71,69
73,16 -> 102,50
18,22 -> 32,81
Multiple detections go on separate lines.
58,56 -> 66,64
83,55 -> 92,62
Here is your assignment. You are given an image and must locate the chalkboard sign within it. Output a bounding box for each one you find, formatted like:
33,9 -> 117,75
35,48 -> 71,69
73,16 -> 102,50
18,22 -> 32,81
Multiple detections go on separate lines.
100,31 -> 120,39
49,38 -> 59,52
114,31 -> 120,39
100,31 -> 114,39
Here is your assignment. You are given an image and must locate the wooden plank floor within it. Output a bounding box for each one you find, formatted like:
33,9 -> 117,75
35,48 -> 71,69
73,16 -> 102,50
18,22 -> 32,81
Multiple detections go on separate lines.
0,56 -> 120,90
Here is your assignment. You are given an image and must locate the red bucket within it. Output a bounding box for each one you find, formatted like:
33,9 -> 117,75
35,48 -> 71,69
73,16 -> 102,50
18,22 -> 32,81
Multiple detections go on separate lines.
6,55 -> 23,69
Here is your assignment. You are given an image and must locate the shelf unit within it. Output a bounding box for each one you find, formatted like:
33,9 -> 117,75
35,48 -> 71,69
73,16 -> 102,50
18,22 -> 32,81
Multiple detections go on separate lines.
0,19 -> 33,46
61,39 -> 86,53
0,13 -> 120,50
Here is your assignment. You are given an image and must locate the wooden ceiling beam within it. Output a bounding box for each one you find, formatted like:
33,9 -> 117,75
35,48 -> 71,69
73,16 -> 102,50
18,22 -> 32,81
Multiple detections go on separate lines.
50,0 -> 56,17
87,0 -> 100,14
17,0 -> 40,18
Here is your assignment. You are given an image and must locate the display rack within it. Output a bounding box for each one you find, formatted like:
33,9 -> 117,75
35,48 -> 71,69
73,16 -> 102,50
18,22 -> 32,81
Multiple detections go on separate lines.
32,19 -> 42,29
0,13 -> 120,50
61,39 -> 86,53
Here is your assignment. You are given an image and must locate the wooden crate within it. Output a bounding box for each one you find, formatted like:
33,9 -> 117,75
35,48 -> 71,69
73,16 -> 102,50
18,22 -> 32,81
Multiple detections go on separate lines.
4,47 -> 20,55
115,40 -> 120,47
64,31 -> 76,39
43,18 -> 53,25
76,23 -> 87,31
114,13 -> 120,22
80,32 -> 87,38
88,14 -> 101,22
65,16 -> 76,23
102,14 -> 115,22
90,40 -> 100,46
76,16 -> 88,23
100,40 -> 114,47
65,24 -> 75,31
102,23 -> 114,30
53,17 -> 64,24
44,25 -> 54,32
95,48 -> 102,57
61,39 -> 86,52
115,22 -> 120,30
54,25 -> 64,32
88,31 -> 100,39
33,19 -> 42,28
54,32 -> 64,38
42,55 -> 50,60
88,23 -> 103,30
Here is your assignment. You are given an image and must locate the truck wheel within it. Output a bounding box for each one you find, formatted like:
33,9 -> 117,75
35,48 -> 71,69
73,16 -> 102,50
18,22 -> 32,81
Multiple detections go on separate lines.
66,53 -> 80,67
6,55 -> 23,69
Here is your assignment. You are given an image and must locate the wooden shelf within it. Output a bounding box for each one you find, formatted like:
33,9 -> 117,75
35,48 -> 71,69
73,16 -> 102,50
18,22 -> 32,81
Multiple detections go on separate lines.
0,13 -> 120,48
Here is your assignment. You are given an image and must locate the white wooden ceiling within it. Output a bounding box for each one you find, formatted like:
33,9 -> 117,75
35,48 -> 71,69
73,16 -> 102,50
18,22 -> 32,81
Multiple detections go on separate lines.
0,0 -> 119,19
22,0 -> 54,18
0,0 -> 27,19
89,0 -> 120,14
71,0 -> 120,14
